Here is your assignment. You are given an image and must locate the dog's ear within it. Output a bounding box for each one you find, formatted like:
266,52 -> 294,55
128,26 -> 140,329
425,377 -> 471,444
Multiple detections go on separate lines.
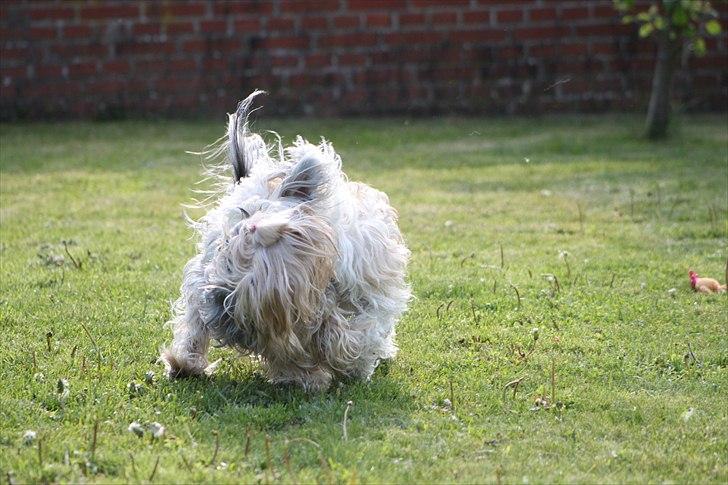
228,90 -> 265,182
279,156 -> 331,201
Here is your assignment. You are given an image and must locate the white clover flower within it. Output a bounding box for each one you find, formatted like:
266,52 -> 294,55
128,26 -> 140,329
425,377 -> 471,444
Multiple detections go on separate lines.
22,430 -> 37,445
128,422 -> 144,437
149,422 -> 165,439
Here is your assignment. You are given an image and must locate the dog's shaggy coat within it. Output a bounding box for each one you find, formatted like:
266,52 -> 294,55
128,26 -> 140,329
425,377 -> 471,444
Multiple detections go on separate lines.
161,92 -> 410,391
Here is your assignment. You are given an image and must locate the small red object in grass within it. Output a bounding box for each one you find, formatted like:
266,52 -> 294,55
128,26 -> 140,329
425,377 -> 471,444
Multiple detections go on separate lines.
688,270 -> 726,294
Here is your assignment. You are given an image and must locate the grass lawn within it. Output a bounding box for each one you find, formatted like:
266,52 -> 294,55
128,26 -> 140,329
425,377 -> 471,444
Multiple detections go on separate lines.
1,114 -> 727,483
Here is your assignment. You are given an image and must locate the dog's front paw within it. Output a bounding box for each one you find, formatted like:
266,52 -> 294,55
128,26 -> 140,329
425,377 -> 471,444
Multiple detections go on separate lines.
160,348 -> 216,379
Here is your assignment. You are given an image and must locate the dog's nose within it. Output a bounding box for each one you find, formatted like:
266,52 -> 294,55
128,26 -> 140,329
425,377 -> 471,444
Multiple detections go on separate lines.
251,214 -> 288,247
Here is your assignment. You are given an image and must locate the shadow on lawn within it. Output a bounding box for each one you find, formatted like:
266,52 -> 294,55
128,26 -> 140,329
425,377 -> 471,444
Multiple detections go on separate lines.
161,360 -> 411,430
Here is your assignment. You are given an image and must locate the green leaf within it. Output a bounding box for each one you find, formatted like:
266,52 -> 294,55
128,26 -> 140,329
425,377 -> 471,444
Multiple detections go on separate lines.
613,0 -> 635,11
654,17 -> 666,30
636,11 -> 651,22
706,19 -> 721,36
639,23 -> 655,37
693,37 -> 706,56
672,8 -> 689,27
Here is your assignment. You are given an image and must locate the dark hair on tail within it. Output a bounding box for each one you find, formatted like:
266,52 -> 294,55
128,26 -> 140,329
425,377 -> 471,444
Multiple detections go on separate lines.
228,90 -> 266,182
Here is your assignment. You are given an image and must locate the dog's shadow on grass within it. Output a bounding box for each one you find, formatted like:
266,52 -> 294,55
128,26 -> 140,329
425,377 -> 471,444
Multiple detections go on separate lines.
159,359 -> 412,431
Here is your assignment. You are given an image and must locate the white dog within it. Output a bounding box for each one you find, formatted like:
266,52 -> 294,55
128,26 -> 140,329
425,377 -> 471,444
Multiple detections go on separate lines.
160,92 -> 410,391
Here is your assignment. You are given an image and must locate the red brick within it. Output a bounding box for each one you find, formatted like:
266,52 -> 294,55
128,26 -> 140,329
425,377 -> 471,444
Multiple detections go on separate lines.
0,84 -> 17,97
529,7 -> 557,22
591,42 -> 615,55
692,54 -> 728,69
183,39 -> 206,52
703,37 -> 720,51
280,0 -> 340,13
134,60 -> 166,74
400,13 -> 425,26
432,67 -> 474,81
302,16 -> 328,30
411,0 -> 468,6
366,13 -> 390,28
234,18 -> 262,32
288,73 -> 314,88
496,9 -> 523,23
0,26 -> 15,42
168,2 -> 206,17
36,65 -> 62,78
119,41 -> 175,56
30,7 -> 75,21
88,79 -> 125,94
561,43 -> 588,56
167,22 -> 195,34
0,47 -> 25,61
103,60 -> 130,74
342,88 -> 366,105
319,32 -> 377,48
463,11 -> 489,24
203,58 -> 226,70
338,52 -> 367,65
384,31 -> 441,45
201,20 -> 227,33
348,0 -> 406,10
0,66 -> 26,80
160,77 -> 200,92
562,7 -> 589,20
493,45 -> 519,59
81,5 -> 139,20
51,44 -> 106,58
516,25 -> 568,40
692,73 -> 719,86
593,5 -> 618,18
271,55 -> 299,67
357,67 -> 392,83
432,11 -> 458,24
450,29 -> 505,44
69,62 -> 96,78
205,38 -> 240,53
306,53 -> 330,68
334,15 -> 360,29
575,24 -> 629,36
268,17 -> 295,31
263,36 -> 309,49
30,27 -> 56,40
63,25 -> 91,39
169,59 -> 197,71
133,23 -> 160,36
212,1 -> 274,16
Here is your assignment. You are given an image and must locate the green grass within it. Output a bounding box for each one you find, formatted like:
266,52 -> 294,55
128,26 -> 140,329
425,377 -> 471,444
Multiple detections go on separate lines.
1,115 -> 727,483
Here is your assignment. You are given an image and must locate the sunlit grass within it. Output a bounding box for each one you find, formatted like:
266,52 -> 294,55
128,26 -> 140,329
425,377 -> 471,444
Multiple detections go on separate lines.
1,114 -> 726,483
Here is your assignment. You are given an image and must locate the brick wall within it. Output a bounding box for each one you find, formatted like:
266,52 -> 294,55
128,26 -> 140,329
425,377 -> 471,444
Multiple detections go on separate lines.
1,0 -> 726,119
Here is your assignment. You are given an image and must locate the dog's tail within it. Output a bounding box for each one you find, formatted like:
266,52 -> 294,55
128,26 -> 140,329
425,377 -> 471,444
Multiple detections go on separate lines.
227,90 -> 266,182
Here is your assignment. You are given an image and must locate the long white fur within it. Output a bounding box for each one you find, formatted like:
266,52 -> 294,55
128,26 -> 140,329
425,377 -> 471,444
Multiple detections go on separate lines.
160,92 -> 410,391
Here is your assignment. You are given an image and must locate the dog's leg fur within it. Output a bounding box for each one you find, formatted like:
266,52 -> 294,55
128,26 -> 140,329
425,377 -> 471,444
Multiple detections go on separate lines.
161,310 -> 212,378
160,256 -> 214,378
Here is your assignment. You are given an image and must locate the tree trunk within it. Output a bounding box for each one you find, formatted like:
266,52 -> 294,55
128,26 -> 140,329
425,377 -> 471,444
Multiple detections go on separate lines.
645,30 -> 676,139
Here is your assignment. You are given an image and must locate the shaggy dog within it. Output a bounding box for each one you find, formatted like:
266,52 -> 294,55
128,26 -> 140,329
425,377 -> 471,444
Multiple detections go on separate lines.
160,92 -> 410,391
